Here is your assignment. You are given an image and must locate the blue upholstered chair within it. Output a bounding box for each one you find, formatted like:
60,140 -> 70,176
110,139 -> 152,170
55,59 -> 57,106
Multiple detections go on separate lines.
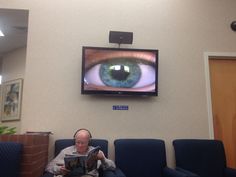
41,139 -> 124,177
173,139 -> 236,177
0,142 -> 23,177
114,139 -> 187,177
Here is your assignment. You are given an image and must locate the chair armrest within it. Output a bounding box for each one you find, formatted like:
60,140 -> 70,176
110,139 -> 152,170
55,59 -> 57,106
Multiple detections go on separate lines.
41,168 -> 126,177
225,167 -> 236,177
163,167 -> 189,177
102,168 -> 126,177
41,172 -> 54,177
175,167 -> 200,177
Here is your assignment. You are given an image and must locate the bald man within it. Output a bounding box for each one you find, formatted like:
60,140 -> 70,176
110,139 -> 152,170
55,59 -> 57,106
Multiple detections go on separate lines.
46,129 -> 115,177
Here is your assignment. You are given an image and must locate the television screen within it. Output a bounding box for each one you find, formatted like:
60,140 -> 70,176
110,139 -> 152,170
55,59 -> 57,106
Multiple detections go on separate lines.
81,46 -> 158,96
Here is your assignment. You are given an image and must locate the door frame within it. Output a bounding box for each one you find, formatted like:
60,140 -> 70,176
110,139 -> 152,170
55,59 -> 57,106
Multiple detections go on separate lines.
204,52 -> 236,138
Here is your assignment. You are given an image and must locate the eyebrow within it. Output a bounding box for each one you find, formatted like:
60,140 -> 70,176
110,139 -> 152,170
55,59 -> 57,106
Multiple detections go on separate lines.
85,50 -> 155,69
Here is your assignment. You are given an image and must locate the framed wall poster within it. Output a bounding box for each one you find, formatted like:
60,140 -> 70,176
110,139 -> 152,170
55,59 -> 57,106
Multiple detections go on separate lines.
1,79 -> 23,121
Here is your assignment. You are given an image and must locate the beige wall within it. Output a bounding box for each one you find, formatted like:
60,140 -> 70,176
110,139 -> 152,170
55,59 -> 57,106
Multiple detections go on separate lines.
0,57 -> 2,74
0,47 -> 26,132
1,0 -> 236,166
2,47 -> 26,82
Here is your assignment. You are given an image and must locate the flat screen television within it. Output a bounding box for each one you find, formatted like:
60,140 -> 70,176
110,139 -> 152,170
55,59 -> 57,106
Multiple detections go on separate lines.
81,46 -> 158,96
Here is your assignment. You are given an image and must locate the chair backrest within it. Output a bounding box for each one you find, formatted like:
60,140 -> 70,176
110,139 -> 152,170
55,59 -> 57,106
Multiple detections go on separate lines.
114,139 -> 167,177
173,139 -> 226,177
0,142 -> 23,177
54,139 -> 108,157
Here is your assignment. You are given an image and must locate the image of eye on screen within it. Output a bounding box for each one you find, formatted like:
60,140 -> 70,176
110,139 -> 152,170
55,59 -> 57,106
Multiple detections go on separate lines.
81,47 -> 158,96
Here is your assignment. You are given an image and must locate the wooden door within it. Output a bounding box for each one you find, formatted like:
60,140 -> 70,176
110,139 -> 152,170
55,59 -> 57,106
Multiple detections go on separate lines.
209,58 -> 236,168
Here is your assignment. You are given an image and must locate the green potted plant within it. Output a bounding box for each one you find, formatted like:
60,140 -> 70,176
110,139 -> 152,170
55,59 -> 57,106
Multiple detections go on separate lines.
0,125 -> 16,134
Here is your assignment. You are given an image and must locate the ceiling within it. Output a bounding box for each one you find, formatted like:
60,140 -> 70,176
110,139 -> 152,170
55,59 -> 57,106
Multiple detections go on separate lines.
0,8 -> 28,57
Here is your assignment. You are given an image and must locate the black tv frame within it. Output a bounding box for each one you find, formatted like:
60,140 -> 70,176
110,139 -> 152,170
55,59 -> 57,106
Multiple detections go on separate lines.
81,46 -> 158,97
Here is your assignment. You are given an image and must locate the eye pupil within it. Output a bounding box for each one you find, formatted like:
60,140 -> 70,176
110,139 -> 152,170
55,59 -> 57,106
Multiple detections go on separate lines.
110,65 -> 130,81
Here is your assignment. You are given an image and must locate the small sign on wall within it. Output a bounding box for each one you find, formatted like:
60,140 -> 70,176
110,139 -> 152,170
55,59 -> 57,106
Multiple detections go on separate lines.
112,105 -> 129,110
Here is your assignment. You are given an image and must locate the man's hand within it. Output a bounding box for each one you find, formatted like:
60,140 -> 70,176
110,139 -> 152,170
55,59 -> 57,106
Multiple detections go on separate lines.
97,150 -> 106,161
60,166 -> 70,175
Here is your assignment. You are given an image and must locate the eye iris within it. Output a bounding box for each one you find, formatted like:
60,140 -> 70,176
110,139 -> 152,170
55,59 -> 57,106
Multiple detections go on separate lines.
99,58 -> 141,88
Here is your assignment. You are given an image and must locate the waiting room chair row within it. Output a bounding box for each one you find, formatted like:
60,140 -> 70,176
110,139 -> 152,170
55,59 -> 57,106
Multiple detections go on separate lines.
41,138 -> 236,177
1,139 -> 236,177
